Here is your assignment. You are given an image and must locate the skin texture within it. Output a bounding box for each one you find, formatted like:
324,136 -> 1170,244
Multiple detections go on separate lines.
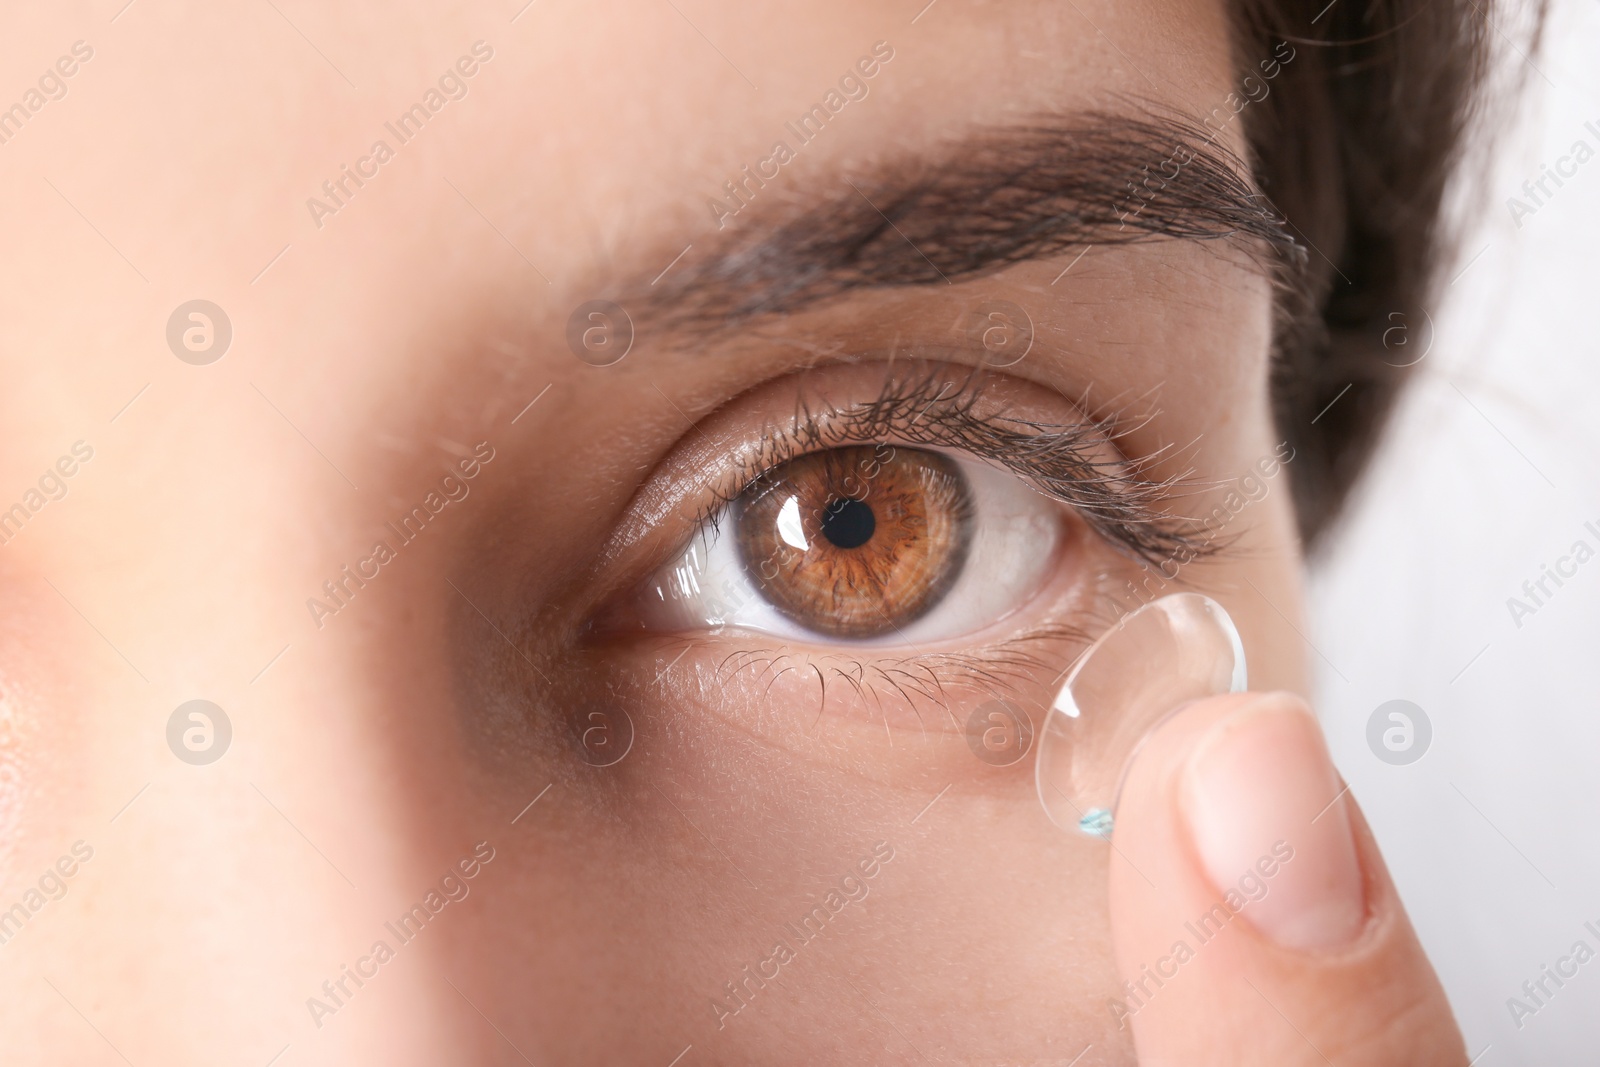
0,1 -> 1459,1064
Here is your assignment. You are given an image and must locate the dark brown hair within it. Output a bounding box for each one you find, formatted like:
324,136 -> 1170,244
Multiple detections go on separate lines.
1234,0 -> 1528,547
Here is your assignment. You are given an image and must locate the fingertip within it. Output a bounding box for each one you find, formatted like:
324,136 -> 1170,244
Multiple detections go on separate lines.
1107,692 -> 1465,1065
1178,693 -> 1365,952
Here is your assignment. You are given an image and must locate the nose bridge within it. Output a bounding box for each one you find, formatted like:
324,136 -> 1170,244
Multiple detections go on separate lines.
0,360 -> 486,1062
0,8 -> 527,1063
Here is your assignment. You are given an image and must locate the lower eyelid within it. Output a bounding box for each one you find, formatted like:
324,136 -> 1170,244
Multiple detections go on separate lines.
592,580 -> 1123,747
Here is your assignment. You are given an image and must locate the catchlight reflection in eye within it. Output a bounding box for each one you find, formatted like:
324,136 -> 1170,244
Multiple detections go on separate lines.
626,445 -> 1066,645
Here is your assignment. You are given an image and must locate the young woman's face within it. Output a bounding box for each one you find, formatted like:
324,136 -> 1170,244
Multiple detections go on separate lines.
1,2 -> 1307,1062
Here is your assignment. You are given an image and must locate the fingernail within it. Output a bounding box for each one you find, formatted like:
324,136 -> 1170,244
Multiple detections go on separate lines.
1180,693 -> 1366,951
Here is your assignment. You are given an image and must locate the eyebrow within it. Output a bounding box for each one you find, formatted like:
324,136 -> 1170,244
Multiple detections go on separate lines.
632,111 -> 1303,332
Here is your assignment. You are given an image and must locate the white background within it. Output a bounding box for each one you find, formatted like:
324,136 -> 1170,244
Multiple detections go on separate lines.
1311,1 -> 1600,1061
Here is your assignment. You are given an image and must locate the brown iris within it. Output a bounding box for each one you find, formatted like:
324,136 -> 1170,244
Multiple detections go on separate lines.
734,445 -> 974,638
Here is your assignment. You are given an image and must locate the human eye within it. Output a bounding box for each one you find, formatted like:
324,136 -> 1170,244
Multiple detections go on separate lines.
625,444 -> 1061,645
593,364 -> 1203,659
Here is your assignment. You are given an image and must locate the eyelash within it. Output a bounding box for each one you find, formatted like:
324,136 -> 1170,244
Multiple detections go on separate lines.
690,365 -> 1207,570
708,631 -> 1097,733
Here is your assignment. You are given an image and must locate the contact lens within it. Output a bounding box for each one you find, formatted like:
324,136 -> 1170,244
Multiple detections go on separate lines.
1035,592 -> 1246,838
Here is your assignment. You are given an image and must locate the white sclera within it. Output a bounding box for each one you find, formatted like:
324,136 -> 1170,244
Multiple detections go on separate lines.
1035,592 -> 1247,838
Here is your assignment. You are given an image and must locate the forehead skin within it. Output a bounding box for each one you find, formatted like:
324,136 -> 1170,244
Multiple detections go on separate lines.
0,2 -> 1304,1065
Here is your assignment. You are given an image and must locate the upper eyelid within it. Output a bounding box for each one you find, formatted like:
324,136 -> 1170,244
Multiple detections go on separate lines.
695,368 -> 1208,569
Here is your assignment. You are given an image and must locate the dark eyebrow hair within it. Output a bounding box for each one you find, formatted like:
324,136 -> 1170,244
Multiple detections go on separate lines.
630,111 -> 1304,333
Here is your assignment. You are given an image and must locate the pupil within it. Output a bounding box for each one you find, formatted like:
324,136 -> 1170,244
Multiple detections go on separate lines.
820,497 -> 875,549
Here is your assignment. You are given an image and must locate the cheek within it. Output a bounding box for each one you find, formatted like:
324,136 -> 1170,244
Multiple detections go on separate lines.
488,659 -> 1140,1060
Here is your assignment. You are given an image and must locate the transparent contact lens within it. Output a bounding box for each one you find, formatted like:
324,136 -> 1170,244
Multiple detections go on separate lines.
1035,593 -> 1246,838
